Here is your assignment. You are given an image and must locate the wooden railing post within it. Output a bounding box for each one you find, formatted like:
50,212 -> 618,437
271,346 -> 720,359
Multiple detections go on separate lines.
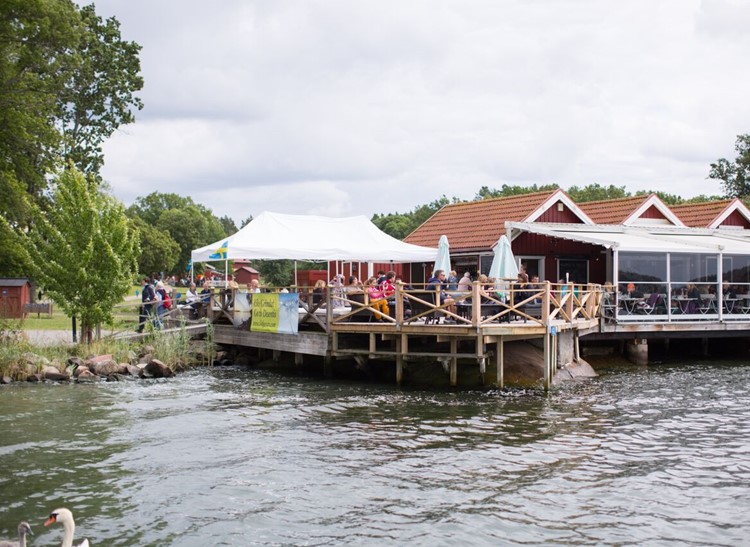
472,281 -> 480,326
395,281 -> 404,326
542,281 -> 550,324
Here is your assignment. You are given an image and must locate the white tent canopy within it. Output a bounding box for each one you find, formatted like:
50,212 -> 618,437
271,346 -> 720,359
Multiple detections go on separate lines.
192,211 -> 438,263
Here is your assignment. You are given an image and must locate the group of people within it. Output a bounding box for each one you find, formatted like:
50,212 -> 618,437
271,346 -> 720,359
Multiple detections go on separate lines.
136,277 -> 176,332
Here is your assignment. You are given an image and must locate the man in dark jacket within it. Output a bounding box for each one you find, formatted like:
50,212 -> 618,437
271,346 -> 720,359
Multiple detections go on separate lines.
137,277 -> 156,332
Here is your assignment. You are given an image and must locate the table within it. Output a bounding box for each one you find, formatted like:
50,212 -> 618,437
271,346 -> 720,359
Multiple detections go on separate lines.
619,296 -> 644,314
722,298 -> 740,314
674,296 -> 697,314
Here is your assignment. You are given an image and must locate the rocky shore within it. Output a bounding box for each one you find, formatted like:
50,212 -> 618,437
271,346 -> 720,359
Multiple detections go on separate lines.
1,345 -> 186,384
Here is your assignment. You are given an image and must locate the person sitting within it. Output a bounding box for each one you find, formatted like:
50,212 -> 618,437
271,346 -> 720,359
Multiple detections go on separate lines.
329,274 -> 346,308
248,279 -> 261,293
365,276 -> 389,320
185,282 -> 201,319
513,272 -> 531,305
457,272 -> 472,292
426,269 -> 456,320
345,275 -> 363,294
311,279 -> 326,307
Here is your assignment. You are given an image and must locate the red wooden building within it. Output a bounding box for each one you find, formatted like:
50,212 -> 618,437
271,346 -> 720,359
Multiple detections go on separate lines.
0,278 -> 32,319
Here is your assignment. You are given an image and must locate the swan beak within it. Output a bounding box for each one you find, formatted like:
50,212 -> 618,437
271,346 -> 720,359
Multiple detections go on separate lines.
43,515 -> 57,527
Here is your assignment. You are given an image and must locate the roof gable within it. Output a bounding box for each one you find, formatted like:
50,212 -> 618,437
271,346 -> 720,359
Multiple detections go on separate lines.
579,194 -> 685,226
405,189 -> 592,251
672,198 -> 750,229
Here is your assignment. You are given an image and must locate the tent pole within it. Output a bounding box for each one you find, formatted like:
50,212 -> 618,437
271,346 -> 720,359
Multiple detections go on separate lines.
225,258 -> 228,288
294,260 -> 298,287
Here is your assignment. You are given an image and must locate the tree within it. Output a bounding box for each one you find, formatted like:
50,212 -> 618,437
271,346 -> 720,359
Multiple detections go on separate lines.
131,217 -> 180,275
56,4 -> 144,174
156,205 -> 226,273
218,215 -> 238,237
474,184 -> 559,200
709,134 -> 750,199
128,192 -> 230,273
0,1 -> 143,276
567,183 -> 628,202
240,215 -> 254,228
8,167 -> 139,343
253,260 -> 295,287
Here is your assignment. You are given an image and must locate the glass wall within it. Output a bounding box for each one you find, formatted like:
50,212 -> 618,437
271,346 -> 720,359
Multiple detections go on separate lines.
615,250 -> 750,319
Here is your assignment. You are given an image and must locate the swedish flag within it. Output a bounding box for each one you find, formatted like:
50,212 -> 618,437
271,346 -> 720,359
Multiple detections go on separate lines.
208,241 -> 228,260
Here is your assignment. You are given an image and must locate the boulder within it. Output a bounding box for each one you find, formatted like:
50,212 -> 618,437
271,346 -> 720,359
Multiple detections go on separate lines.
44,371 -> 70,382
41,365 -> 61,376
140,345 -> 156,357
1,376 -> 12,384
92,360 -> 127,376
84,354 -> 113,369
126,364 -> 141,377
138,353 -> 153,365
71,365 -> 91,378
26,373 -> 42,383
76,369 -> 99,383
67,356 -> 84,368
145,359 -> 174,378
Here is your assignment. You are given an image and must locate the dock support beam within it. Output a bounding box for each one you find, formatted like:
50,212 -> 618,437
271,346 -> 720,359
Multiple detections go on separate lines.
323,356 -> 333,378
496,336 -> 504,388
396,337 -> 403,385
449,338 -> 458,386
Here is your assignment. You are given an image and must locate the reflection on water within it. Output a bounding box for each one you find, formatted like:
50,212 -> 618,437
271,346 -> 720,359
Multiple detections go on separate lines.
2,362 -> 750,545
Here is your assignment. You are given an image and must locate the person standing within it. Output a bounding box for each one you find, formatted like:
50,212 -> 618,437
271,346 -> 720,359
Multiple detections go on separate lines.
137,277 -> 156,332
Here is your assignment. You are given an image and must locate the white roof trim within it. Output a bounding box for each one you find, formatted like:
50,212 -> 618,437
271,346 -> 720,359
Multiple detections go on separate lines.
624,194 -> 685,227
507,221 -> 750,254
710,199 -> 750,229
524,189 -> 595,225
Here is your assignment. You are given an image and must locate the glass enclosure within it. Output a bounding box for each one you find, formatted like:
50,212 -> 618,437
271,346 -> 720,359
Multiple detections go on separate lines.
614,251 -> 750,320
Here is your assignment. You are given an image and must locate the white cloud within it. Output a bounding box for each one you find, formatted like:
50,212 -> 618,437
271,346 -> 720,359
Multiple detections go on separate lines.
96,0 -> 750,224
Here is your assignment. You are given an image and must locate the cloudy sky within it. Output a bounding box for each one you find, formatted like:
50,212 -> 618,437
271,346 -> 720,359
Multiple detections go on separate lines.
94,0 -> 750,224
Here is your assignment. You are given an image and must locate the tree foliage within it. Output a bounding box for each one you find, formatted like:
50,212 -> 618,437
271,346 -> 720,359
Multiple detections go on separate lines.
9,167 -> 139,343
709,134 -> 750,199
131,217 -> 180,275
567,183 -> 628,202
372,196 -> 454,239
0,0 -> 143,277
127,192 -> 227,273
56,4 -> 144,174
474,184 -> 559,200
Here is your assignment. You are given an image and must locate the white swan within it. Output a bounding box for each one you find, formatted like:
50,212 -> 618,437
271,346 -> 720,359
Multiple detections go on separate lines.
43,508 -> 90,547
0,521 -> 32,547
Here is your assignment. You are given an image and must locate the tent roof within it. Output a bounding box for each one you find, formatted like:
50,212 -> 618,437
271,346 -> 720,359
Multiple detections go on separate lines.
507,222 -> 750,254
192,211 -> 438,262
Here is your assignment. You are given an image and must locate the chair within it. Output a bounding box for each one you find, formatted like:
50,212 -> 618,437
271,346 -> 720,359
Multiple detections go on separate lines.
408,293 -> 437,324
347,292 -> 373,322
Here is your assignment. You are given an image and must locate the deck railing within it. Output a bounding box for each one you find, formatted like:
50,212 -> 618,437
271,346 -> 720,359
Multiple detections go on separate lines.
196,281 -> 604,331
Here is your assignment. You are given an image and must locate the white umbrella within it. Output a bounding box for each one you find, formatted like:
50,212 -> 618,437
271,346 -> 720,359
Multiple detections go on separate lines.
432,235 -> 451,277
489,235 -> 519,301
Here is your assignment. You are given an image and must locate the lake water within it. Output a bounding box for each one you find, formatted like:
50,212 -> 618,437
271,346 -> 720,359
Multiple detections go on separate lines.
1,360 -> 750,546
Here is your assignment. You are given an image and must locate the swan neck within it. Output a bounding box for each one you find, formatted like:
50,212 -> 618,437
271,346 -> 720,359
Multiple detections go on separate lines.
61,519 -> 74,547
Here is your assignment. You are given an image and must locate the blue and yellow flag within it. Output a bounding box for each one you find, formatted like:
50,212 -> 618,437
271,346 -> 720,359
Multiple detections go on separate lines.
208,241 -> 228,260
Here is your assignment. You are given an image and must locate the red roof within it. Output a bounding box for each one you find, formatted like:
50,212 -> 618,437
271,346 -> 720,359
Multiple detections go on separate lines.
670,199 -> 734,228
578,195 -> 652,225
404,190 -> 560,251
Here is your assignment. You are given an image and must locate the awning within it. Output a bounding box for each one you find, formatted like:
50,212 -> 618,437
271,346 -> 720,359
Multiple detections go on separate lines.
507,222 -> 750,254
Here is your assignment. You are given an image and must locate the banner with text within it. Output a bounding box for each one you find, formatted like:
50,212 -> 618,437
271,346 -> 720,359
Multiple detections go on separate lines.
250,293 -> 299,334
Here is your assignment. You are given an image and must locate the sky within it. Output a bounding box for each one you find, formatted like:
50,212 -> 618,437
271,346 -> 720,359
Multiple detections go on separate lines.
94,0 -> 750,225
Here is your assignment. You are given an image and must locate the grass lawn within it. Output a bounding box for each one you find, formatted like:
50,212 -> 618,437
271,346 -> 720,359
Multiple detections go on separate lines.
20,288 -> 144,331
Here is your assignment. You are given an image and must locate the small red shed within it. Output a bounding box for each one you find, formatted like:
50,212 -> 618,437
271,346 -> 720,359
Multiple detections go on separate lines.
0,278 -> 32,319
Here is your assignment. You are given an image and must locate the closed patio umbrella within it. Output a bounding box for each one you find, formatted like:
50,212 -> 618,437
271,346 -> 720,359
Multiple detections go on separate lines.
432,235 -> 451,277
489,235 -> 519,301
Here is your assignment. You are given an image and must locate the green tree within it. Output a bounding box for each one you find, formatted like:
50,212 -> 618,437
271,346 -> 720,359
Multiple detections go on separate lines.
253,260 -> 295,287
634,190 -> 684,205
157,205 -> 226,273
218,215 -> 238,237
131,217 -> 180,275
474,184 -> 559,200
709,134 -> 750,199
567,183 -> 628,202
8,167 -> 139,343
56,4 -> 144,174
240,215 -> 254,228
